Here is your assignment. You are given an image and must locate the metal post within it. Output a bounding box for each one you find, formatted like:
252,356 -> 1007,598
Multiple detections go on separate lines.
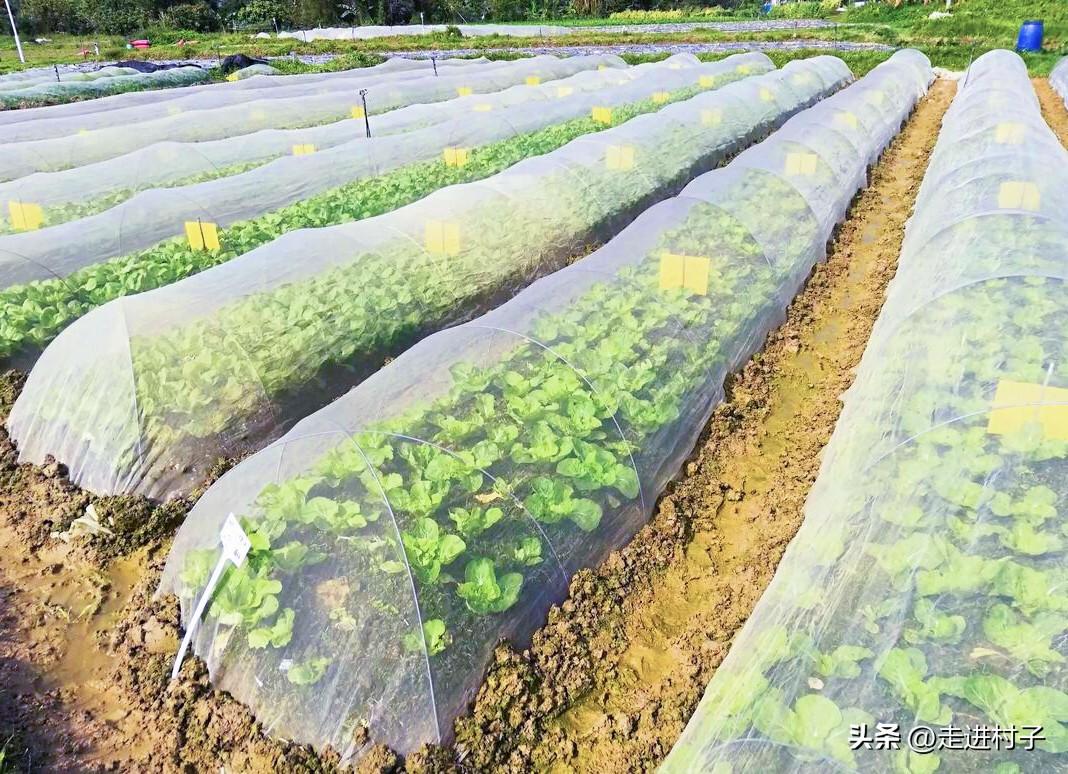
54,64 -> 60,82
360,89 -> 370,137
431,55 -> 437,76
4,0 -> 26,64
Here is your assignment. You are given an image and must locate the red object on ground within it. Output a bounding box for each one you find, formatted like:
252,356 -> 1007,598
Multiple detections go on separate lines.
131,39 -> 151,49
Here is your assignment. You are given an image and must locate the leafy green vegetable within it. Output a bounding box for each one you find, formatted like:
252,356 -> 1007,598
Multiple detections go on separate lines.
456,558 -> 523,615
286,657 -> 332,686
400,518 -> 466,585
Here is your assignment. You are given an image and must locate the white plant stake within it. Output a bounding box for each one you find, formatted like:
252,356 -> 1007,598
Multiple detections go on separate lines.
171,513 -> 251,681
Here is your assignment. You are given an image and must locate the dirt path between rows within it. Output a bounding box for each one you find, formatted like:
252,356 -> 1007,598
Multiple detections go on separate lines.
447,78 -> 956,773
1034,77 -> 1068,147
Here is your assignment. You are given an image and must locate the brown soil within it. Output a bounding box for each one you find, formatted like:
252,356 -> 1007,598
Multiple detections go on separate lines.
1034,77 -> 1068,147
0,79 -> 953,773
447,78 -> 956,772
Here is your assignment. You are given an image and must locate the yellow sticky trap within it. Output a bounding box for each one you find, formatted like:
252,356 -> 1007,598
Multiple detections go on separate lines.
699,75 -> 717,88
701,108 -> 723,127
473,103 -> 493,112
791,72 -> 813,85
988,380 -> 1068,441
443,147 -> 469,167
184,220 -> 220,251
998,181 -> 1041,211
652,91 -> 670,104
425,221 -> 460,256
351,105 -> 366,119
292,144 -> 316,156
659,252 -> 710,295
785,152 -> 819,176
995,122 -> 1025,144
556,86 -> 574,97
226,73 -> 239,82
606,145 -> 635,171
591,106 -> 613,125
598,64 -> 608,71
737,64 -> 751,75
835,111 -> 858,130
525,76 -> 541,86
78,128 -> 89,136
7,201 -> 43,231
456,86 -> 473,97
760,87 -> 774,102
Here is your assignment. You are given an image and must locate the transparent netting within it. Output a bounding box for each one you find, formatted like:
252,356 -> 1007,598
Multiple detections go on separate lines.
1,56 -> 492,143
664,50 -> 1068,773
0,54 -> 770,366
1051,55 -> 1068,109
278,23 -> 574,40
152,50 -> 930,760
0,53 -> 748,281
0,66 -> 212,110
8,55 -> 853,501
0,54 -> 639,221
0,55 -> 613,180
0,57 -> 436,129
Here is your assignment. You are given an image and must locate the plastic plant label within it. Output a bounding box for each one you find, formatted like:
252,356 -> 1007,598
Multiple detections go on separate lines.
78,128 -> 90,136
7,201 -> 44,231
987,380 -> 1068,441
606,145 -> 635,171
598,64 -> 608,71
737,64 -> 751,74
785,152 -> 819,176
997,181 -> 1040,211
556,86 -> 574,97
292,144 -> 316,156
835,111 -> 858,130
456,86 -> 473,96
351,105 -> 366,119
760,88 -> 774,102
425,220 -> 460,256
701,108 -> 723,127
184,220 -> 221,251
995,122 -> 1025,144
699,75 -> 718,88
220,513 -> 251,566
525,76 -> 541,86
473,103 -> 493,112
653,91 -> 670,104
659,252 -> 710,295
591,106 -> 613,125
442,147 -> 469,167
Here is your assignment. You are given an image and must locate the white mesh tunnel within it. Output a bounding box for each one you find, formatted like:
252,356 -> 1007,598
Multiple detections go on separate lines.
0,54 -> 659,225
278,23 -> 574,40
151,50 -> 931,760
1050,55 -> 1068,108
1,56 -> 491,142
7,56 -> 854,501
0,55 -> 617,180
0,66 -> 211,110
0,57 -> 434,129
663,50 -> 1068,774
0,53 -> 773,364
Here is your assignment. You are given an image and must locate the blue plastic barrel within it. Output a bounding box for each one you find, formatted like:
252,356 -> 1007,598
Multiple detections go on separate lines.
1016,20 -> 1044,53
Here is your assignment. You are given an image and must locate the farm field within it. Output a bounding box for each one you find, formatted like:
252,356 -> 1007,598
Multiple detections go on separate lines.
3,4 -> 1068,772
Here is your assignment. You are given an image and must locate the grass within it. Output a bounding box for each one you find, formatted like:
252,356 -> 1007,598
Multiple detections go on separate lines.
0,0 -> 1065,76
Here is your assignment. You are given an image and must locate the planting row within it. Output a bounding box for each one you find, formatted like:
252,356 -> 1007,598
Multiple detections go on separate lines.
0,55 -> 662,228
1051,55 -> 1068,110
0,54 -> 769,363
2,57 -> 488,143
156,50 -> 933,759
0,57 -> 439,129
8,56 -> 852,500
665,50 -> 1068,773
0,55 -> 615,180
0,65 -> 211,110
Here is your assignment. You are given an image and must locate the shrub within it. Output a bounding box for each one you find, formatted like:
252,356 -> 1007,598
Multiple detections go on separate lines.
157,1 -> 221,31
